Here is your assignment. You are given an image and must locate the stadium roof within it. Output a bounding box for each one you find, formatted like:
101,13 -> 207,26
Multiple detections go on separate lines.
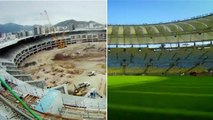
108,14 -> 213,45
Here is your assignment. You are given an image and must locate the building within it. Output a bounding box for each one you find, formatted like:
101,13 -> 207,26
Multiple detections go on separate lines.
33,25 -> 41,35
89,23 -> 95,29
40,26 -> 46,34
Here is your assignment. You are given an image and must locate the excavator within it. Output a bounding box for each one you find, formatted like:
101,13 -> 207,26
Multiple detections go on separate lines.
73,82 -> 90,96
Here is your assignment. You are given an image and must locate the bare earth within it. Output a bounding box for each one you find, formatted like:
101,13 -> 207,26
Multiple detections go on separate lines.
20,42 -> 106,97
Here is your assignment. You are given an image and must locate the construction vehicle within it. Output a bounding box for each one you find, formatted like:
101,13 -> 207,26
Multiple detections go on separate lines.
78,82 -> 90,88
73,82 -> 90,96
85,88 -> 103,98
88,71 -> 96,77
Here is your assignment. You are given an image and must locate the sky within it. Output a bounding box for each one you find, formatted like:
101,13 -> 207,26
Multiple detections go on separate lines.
0,0 -> 106,25
108,0 -> 213,24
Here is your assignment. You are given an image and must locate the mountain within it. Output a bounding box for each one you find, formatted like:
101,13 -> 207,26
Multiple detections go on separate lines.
0,19 -> 103,33
0,23 -> 33,33
54,19 -> 104,29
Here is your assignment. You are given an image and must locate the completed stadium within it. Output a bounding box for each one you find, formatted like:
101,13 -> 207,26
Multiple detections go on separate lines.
108,13 -> 213,120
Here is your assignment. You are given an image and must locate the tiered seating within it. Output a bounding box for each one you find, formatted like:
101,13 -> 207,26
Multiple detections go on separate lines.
0,61 -> 33,81
108,46 -> 213,75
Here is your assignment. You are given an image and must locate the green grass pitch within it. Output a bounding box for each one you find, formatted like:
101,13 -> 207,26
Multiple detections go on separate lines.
108,76 -> 213,120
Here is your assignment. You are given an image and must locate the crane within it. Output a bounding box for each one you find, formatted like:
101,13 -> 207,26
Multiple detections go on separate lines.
43,10 -> 66,49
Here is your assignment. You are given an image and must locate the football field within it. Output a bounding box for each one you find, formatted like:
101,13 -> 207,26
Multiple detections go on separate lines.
108,76 -> 213,120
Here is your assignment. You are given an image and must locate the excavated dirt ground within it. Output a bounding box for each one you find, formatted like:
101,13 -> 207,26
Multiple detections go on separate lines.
20,42 -> 106,96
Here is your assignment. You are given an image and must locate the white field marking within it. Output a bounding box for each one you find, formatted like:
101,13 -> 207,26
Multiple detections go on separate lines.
111,91 -> 213,97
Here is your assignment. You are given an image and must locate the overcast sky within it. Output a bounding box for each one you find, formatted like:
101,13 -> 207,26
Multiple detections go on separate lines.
0,0 -> 106,25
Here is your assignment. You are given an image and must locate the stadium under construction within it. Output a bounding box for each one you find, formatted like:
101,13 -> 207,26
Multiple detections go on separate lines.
0,29 -> 106,120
